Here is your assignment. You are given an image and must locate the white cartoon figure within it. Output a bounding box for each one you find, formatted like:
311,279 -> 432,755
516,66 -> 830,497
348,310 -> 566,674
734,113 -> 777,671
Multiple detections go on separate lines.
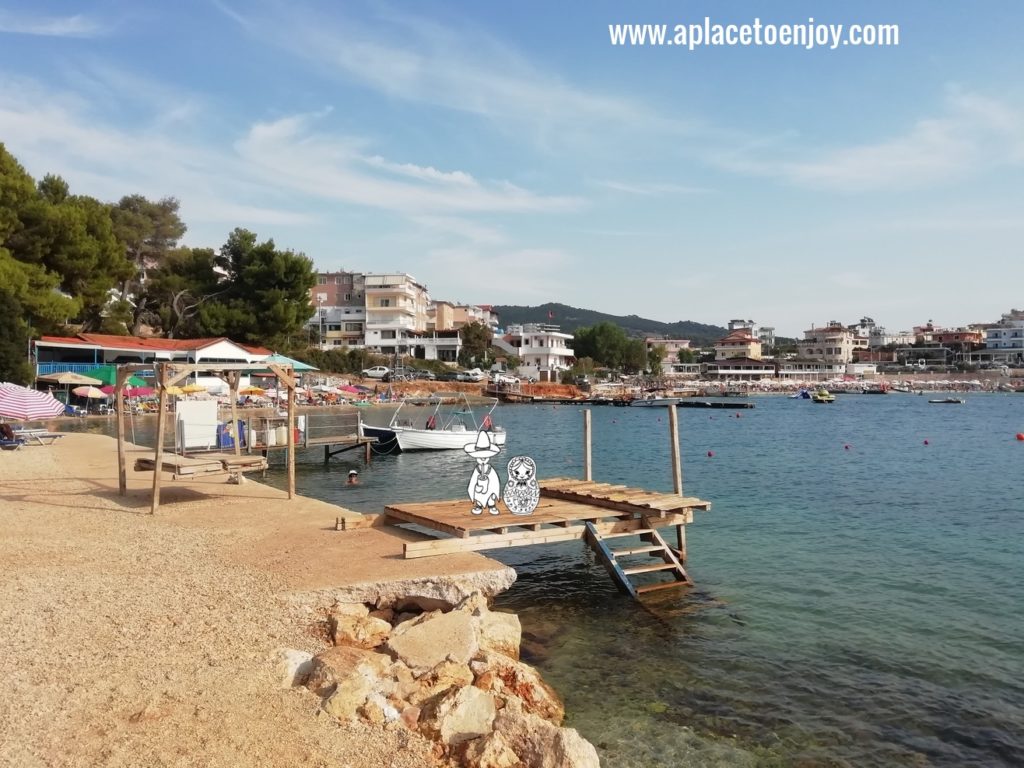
464,430 -> 502,515
503,455 -> 540,516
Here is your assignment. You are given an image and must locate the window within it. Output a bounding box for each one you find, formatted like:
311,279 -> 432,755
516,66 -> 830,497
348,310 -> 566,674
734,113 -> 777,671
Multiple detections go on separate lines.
318,277 -> 327,284
382,331 -> 396,340
345,323 -> 362,332
327,324 -> 341,332
335,276 -> 342,284
344,293 -> 352,302
379,299 -> 391,308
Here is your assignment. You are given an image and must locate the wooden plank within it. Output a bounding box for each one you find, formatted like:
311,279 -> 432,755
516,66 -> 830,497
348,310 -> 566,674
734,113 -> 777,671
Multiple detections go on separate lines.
622,563 -> 677,576
611,545 -> 662,556
635,581 -> 689,595
402,518 -> 656,558
384,506 -> 470,539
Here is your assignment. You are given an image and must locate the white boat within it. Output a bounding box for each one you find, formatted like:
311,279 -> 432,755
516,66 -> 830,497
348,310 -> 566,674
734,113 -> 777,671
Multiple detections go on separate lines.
375,393 -> 507,452
630,395 -> 683,407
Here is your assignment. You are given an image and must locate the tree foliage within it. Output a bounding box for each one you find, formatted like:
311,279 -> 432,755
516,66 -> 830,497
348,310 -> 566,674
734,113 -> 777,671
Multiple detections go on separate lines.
458,321 -> 493,367
573,322 -> 649,372
195,228 -> 316,348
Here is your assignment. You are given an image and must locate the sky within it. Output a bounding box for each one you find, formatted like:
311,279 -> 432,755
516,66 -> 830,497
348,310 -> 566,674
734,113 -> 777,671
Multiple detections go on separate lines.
1,0 -> 1022,337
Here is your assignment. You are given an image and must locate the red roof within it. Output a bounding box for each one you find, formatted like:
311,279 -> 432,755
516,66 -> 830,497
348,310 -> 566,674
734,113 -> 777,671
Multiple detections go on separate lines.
37,333 -> 268,355
717,330 -> 759,345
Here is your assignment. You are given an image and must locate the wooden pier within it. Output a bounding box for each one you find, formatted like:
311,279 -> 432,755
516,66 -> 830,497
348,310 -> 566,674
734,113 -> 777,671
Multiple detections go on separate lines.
340,407 -> 714,599
242,411 -> 376,462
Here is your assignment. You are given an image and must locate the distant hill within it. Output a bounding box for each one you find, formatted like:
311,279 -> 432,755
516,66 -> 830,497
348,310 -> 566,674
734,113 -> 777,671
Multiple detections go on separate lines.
491,303 -> 728,346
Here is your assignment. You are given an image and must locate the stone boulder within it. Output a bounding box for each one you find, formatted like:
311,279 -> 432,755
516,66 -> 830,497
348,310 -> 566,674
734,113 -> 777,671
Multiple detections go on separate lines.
271,648 -> 314,688
420,685 -> 497,746
471,651 -> 564,725
457,731 -> 522,768
478,609 -> 522,660
495,703 -> 600,768
330,613 -> 392,649
330,601 -> 371,618
385,609 -> 479,675
305,645 -> 392,720
393,595 -> 454,613
408,660 -> 475,707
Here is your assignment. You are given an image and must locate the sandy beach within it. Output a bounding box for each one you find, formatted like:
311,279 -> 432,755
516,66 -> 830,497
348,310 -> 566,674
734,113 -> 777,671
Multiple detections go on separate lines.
0,433 -> 515,767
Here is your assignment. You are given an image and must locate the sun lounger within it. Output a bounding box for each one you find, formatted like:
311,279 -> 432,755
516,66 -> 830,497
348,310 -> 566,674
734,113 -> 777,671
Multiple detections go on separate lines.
1,437 -> 25,450
11,429 -> 65,446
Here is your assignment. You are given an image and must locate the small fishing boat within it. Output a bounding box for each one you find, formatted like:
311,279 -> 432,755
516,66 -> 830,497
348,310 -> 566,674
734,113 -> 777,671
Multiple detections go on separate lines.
630,395 -> 683,407
811,389 -> 836,404
928,397 -> 965,404
363,393 -> 506,452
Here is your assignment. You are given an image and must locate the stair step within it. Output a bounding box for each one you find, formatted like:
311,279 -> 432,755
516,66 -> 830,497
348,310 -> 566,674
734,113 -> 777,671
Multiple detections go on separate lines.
622,563 -> 678,575
611,545 -> 663,557
599,528 -> 654,539
636,580 -> 690,595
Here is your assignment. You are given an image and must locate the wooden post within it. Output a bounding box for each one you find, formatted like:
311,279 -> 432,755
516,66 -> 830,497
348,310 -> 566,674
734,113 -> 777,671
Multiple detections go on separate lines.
583,409 -> 592,481
227,371 -> 241,457
286,369 -> 296,499
151,364 -> 168,515
115,369 -> 126,496
669,404 -> 683,496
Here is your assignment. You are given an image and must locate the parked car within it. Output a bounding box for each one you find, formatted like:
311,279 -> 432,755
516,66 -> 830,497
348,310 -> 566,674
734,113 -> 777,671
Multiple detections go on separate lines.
461,368 -> 484,382
413,369 -> 437,381
440,371 -> 462,381
361,366 -> 390,379
490,373 -> 519,385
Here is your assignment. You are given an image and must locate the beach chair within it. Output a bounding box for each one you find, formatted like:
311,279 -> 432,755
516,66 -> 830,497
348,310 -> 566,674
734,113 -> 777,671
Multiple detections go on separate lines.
1,437 -> 25,451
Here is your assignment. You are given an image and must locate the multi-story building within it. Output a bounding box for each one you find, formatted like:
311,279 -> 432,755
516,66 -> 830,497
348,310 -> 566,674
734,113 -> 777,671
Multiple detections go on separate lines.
714,329 -> 762,360
645,338 -> 692,359
757,326 -> 776,350
983,310 -> 1024,363
493,324 -> 574,380
363,273 -> 430,355
309,270 -> 366,349
798,322 -> 857,364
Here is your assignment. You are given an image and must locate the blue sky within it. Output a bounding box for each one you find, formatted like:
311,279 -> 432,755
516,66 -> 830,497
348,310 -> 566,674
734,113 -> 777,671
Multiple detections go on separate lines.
1,1 -> 1022,336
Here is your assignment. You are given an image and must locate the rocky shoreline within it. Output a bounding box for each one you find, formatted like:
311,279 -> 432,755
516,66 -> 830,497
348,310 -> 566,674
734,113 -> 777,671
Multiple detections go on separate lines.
278,592 -> 599,767
0,433 -> 598,767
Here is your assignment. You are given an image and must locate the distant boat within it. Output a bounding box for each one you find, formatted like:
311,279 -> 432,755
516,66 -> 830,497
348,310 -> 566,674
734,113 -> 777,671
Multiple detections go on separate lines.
928,397 -> 965,404
630,395 -> 683,407
811,389 -> 836,404
790,388 -> 811,399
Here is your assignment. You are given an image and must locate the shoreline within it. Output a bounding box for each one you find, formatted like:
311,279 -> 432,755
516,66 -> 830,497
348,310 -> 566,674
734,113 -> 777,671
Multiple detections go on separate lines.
0,433 -> 582,767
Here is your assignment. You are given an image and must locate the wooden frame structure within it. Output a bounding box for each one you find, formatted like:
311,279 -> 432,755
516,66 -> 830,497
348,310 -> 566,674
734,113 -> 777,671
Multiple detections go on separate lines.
340,406 -> 713,598
113,361 -> 300,514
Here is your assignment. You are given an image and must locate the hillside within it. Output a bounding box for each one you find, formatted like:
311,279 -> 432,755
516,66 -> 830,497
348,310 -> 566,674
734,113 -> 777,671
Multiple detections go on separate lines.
491,303 -> 727,346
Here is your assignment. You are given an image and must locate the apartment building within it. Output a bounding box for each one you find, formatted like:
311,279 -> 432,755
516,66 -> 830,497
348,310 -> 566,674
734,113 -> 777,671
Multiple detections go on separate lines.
798,321 -> 857,364
309,270 -> 366,349
714,329 -> 762,360
363,273 -> 430,355
493,323 -> 574,378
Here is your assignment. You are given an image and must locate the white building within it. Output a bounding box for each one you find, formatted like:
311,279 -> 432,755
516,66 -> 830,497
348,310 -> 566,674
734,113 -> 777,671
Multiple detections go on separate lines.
363,273 -> 430,355
984,310 -> 1024,362
493,323 -> 574,380
798,322 -> 858,364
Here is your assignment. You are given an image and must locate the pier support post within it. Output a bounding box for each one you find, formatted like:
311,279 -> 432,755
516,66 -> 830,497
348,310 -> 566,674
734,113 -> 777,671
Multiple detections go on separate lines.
365,440 -> 371,464
675,525 -> 687,562
583,410 -> 592,481
151,364 -> 168,515
669,404 -> 683,496
115,371 -> 126,496
324,445 -> 330,465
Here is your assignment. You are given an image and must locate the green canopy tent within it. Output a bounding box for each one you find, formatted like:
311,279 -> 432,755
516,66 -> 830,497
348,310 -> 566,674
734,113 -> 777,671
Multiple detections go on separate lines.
81,365 -> 146,388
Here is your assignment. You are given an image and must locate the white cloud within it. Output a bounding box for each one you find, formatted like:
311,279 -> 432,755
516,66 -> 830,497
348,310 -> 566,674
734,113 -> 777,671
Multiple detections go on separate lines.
0,11 -> 106,37
715,88 -> 1024,191
234,112 -> 581,214
594,179 -> 712,196
411,216 -> 507,245
423,246 -> 575,303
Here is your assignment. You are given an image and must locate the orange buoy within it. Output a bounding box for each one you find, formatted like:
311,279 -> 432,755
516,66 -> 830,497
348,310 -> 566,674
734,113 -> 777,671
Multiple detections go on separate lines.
1016,432 -> 1024,441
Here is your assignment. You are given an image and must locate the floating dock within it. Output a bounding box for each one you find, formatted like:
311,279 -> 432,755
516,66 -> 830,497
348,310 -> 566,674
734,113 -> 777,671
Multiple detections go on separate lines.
341,478 -> 711,597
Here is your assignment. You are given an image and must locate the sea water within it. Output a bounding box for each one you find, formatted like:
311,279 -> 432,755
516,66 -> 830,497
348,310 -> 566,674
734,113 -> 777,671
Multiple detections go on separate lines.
76,395 -> 1024,766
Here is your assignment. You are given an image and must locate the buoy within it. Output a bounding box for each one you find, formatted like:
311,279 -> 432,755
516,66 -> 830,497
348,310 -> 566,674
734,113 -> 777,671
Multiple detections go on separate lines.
735,413 -> 741,418
923,439 -> 929,446
844,444 -> 850,450
1016,432 -> 1024,441
707,450 -> 714,457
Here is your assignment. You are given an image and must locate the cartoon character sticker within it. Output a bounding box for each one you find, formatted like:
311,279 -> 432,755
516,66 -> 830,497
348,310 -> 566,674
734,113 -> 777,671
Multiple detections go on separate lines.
464,430 -> 502,515
503,455 -> 540,516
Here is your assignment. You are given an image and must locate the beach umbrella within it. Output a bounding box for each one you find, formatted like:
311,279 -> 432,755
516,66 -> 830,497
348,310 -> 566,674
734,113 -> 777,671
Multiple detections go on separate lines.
100,385 -> 154,397
72,386 -> 108,399
181,383 -> 207,394
37,372 -> 103,386
0,383 -> 67,420
239,386 -> 265,396
81,365 -> 146,388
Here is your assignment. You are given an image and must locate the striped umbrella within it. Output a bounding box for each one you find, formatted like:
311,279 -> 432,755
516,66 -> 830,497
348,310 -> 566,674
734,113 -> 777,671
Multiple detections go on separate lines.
0,383 -> 68,421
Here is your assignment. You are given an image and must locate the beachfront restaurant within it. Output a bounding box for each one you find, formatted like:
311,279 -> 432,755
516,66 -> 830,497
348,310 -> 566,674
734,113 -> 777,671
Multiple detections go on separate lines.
32,333 -> 272,392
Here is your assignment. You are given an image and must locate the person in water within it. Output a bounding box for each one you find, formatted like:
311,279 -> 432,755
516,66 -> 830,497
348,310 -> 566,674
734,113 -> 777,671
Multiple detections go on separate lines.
347,470 -> 359,485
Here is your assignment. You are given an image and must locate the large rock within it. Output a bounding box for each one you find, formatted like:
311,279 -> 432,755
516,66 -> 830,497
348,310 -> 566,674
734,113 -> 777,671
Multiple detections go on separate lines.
495,703 -> 600,768
393,595 -> 454,613
385,609 -> 479,675
271,648 -> 314,688
306,645 -> 392,720
330,613 -> 392,649
478,609 -> 522,660
471,651 -> 564,725
330,601 -> 371,618
458,731 -> 522,768
288,568 -> 518,612
421,685 -> 497,746
408,660 -> 475,707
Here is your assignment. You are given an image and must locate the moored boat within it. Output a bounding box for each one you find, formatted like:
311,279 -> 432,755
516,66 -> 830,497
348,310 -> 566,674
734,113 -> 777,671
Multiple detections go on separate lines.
380,394 -> 507,451
630,395 -> 683,407
811,389 -> 836,403
928,397 -> 965,404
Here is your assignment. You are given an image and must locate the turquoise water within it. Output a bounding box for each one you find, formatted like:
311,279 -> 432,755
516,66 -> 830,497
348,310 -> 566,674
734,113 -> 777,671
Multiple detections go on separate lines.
70,395 -> 1024,765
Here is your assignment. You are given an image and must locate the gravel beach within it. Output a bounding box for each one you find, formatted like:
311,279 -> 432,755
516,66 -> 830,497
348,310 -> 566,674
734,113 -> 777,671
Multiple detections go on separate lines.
0,433 -> 512,767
